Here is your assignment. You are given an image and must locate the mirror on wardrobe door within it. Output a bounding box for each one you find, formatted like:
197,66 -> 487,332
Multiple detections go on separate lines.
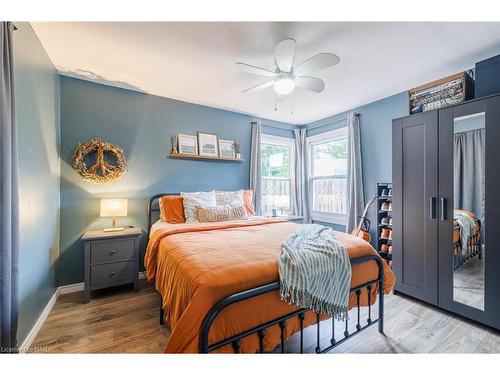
453,112 -> 485,310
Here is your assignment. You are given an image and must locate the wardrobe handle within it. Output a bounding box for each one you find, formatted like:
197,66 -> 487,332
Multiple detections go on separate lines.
430,197 -> 436,219
440,197 -> 446,221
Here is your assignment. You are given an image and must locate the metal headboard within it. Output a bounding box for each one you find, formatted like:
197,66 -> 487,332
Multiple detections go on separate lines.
147,193 -> 179,237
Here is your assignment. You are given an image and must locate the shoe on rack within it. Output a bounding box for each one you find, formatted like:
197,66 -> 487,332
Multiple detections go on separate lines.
389,218 -> 393,226
388,245 -> 393,254
380,244 -> 389,253
380,189 -> 388,197
381,217 -> 390,225
380,228 -> 390,239
388,229 -> 392,240
388,203 -> 393,212
387,188 -> 392,197
381,202 -> 390,211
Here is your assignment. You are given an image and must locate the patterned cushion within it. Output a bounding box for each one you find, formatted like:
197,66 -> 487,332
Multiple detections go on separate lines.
180,191 -> 217,223
215,189 -> 244,206
196,205 -> 248,223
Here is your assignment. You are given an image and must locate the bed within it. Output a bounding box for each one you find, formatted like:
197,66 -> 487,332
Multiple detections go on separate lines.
453,209 -> 482,269
145,193 -> 395,353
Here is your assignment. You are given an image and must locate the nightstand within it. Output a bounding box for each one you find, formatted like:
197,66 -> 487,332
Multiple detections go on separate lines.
82,227 -> 142,303
272,215 -> 304,224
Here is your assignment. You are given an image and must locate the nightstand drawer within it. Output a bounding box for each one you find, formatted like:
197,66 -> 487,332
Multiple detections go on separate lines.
90,261 -> 134,286
90,238 -> 135,264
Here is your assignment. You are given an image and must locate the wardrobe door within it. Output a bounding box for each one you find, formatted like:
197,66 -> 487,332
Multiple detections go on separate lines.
438,95 -> 500,329
393,111 -> 439,305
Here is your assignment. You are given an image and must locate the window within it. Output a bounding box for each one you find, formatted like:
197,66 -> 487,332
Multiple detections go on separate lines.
307,127 -> 348,224
260,134 -> 295,216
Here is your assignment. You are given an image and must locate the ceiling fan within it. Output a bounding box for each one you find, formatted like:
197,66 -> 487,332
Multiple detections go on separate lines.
237,38 -> 340,100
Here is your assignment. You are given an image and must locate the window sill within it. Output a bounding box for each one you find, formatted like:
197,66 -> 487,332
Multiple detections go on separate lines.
310,212 -> 346,226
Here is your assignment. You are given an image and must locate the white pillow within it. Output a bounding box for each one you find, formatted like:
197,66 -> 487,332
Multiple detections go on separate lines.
180,191 -> 217,223
215,189 -> 244,207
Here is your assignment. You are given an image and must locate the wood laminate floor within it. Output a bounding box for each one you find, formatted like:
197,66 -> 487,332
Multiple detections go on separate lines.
30,279 -> 500,354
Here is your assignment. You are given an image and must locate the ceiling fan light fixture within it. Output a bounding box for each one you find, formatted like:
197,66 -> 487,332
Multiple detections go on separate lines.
237,38 -> 340,101
273,77 -> 295,95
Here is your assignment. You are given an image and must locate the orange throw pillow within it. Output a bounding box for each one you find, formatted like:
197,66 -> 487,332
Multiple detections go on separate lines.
243,189 -> 256,216
159,195 -> 186,224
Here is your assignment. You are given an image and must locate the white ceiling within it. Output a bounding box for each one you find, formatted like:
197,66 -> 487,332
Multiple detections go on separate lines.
31,22 -> 500,125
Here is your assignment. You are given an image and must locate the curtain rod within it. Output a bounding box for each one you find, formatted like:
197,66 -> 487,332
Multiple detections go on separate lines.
306,112 -> 360,131
255,112 -> 359,131
252,121 -> 298,131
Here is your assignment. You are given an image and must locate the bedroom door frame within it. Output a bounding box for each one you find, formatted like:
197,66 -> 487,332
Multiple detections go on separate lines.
438,95 -> 500,330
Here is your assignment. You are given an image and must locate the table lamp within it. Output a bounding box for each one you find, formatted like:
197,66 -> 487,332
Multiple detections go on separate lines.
100,198 -> 128,232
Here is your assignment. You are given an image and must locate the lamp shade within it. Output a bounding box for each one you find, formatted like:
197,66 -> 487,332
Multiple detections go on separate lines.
100,199 -> 128,217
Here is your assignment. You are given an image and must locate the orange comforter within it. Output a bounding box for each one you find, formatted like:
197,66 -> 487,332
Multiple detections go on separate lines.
145,219 -> 395,353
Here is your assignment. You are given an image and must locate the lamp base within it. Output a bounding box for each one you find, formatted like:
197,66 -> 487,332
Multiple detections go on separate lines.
103,227 -> 125,232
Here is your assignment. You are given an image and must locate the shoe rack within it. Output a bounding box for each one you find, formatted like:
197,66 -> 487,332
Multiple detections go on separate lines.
377,182 -> 393,268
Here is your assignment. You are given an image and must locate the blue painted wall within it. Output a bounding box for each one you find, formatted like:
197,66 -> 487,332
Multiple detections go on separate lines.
14,23 -> 61,344
306,92 -> 409,241
58,76 -> 407,285
59,76 -> 297,285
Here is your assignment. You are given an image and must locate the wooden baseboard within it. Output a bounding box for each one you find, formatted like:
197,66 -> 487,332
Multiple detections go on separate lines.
18,287 -> 60,353
18,271 -> 148,353
59,282 -> 84,295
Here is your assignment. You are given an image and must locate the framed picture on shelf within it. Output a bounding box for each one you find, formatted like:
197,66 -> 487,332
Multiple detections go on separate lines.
177,134 -> 198,155
218,139 -> 235,158
198,132 -> 219,157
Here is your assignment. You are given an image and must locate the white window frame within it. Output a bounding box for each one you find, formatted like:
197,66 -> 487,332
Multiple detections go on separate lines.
306,127 -> 348,225
260,134 -> 296,216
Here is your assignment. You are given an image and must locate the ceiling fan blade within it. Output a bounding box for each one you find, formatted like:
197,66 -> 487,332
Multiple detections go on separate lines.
295,76 -> 325,93
236,62 -> 277,77
242,80 -> 274,93
274,38 -> 296,73
294,53 -> 340,76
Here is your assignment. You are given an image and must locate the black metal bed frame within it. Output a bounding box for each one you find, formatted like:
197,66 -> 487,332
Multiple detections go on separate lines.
453,221 -> 482,270
147,193 -> 385,354
454,244 -> 482,270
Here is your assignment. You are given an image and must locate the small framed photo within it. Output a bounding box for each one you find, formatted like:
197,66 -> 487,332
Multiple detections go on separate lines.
218,139 -> 235,158
198,132 -> 219,157
177,134 -> 198,155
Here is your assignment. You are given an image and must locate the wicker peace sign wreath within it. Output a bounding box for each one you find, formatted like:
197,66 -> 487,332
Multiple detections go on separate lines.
72,138 -> 127,184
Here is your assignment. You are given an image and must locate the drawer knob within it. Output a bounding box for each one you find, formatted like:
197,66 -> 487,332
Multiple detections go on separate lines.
109,272 -> 116,277
109,250 -> 117,255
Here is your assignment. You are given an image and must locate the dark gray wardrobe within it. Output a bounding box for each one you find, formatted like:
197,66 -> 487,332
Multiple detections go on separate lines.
392,94 -> 500,330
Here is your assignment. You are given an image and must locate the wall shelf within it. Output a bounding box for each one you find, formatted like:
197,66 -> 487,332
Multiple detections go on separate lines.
168,152 -> 245,162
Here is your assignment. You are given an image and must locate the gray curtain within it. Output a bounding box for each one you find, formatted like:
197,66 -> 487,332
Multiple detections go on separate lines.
250,121 -> 262,215
293,128 -> 310,222
454,129 -> 485,223
346,113 -> 364,233
1,21 -> 19,352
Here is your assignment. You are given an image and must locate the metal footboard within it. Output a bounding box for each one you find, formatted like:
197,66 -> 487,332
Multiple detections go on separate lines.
198,254 -> 385,353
